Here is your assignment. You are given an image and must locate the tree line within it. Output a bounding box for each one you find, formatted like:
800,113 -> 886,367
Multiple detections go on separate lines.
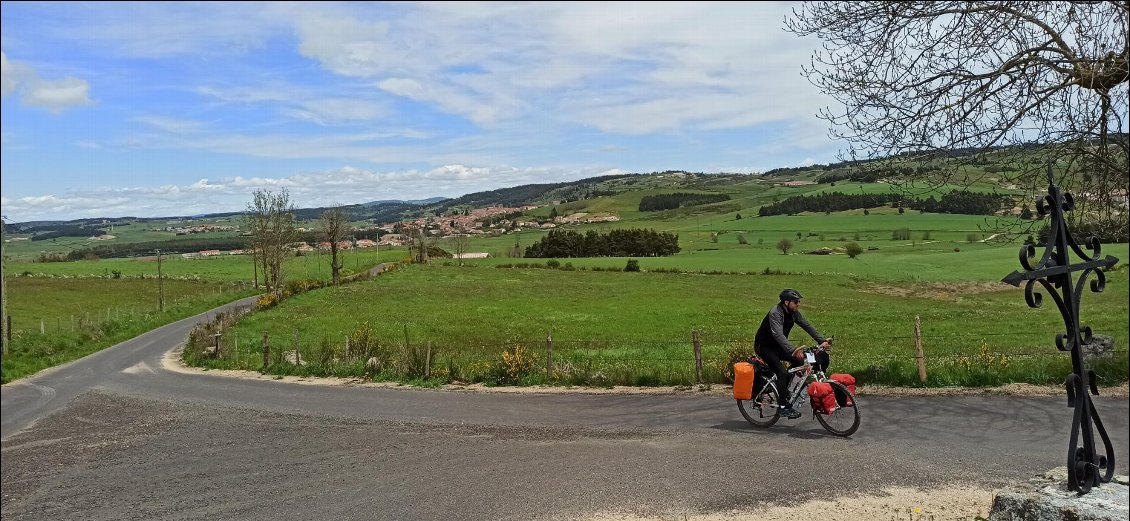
28,225 -> 108,241
524,229 -> 680,258
638,192 -> 731,212
758,191 -> 1012,217
758,192 -> 903,216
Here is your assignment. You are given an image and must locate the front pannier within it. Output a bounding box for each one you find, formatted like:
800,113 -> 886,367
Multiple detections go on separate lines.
829,373 -> 856,406
807,381 -> 837,414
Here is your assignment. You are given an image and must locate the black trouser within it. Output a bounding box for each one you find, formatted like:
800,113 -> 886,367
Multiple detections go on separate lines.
757,346 -> 794,408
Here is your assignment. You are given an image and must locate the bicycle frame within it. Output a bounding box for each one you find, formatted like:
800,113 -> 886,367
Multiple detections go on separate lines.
756,361 -> 828,412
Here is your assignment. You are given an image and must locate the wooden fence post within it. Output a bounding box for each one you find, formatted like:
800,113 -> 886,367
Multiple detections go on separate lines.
692,330 -> 703,384
294,330 -> 300,365
425,341 -> 432,378
914,315 -> 927,383
546,330 -> 554,379
40,319 -> 45,335
262,331 -> 270,369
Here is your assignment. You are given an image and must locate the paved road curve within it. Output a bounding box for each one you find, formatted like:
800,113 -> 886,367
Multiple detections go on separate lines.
2,299 -> 1127,520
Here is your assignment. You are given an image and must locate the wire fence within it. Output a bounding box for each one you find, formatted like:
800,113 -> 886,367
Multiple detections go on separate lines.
184,306 -> 1128,387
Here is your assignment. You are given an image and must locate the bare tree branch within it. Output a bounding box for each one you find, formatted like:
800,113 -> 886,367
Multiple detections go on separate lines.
787,1 -> 1127,241
320,206 -> 351,285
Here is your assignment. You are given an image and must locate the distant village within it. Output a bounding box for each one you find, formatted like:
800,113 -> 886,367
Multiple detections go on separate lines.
177,204 -> 620,259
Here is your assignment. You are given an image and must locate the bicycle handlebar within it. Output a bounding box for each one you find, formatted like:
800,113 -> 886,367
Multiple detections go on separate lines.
800,335 -> 834,352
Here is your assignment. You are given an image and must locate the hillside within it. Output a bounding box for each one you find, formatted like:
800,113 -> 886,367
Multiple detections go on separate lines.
7,142 -> 1126,261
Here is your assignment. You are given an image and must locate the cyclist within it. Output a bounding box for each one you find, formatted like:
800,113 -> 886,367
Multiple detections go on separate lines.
754,288 -> 831,419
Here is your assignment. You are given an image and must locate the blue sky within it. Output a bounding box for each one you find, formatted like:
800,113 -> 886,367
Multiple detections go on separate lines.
1,1 -> 841,223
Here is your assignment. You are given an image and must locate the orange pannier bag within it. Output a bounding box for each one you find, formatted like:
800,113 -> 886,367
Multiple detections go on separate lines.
733,362 -> 754,400
808,381 -> 837,414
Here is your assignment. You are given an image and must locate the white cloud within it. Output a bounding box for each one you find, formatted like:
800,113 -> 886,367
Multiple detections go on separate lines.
0,3 -> 846,222
288,98 -> 388,125
285,2 -> 827,133
0,51 -> 93,113
134,116 -> 207,134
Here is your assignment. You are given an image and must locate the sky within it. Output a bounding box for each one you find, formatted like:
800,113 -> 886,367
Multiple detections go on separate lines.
1,1 -> 843,223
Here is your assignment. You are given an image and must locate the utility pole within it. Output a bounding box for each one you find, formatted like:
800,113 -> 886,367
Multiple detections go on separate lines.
156,249 -> 165,312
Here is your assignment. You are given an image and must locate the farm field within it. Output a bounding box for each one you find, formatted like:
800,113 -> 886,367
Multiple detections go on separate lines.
2,277 -> 259,383
196,245 -> 1129,388
5,247 -> 396,283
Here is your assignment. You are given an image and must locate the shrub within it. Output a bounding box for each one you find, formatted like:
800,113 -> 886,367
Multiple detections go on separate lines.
844,242 -> 863,258
546,259 -> 561,269
255,293 -> 280,310
776,238 -> 794,254
625,259 -> 641,272
487,345 -> 536,385
347,322 -> 384,362
401,341 -> 430,378
285,278 -> 325,295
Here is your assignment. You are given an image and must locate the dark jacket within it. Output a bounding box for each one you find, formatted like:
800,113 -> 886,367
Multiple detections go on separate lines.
754,302 -> 825,359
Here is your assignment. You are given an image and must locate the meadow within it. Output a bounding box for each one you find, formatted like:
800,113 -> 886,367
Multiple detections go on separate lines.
5,247 -> 395,283
186,244 -> 1129,389
2,277 -> 259,383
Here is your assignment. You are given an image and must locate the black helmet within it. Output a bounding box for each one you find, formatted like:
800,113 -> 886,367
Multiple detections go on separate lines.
779,288 -> 803,301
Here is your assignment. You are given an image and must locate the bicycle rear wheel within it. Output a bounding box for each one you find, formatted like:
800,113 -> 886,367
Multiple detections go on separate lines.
737,384 -> 780,428
815,381 -> 860,437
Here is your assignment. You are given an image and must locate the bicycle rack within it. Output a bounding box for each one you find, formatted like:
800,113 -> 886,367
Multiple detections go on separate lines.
1001,163 -> 1120,495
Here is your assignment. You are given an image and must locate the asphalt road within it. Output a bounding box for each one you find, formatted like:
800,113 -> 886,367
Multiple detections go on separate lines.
2,297 -> 1127,520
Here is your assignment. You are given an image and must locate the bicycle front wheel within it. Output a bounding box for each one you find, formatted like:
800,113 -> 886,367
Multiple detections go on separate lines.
737,384 -> 780,428
815,381 -> 860,437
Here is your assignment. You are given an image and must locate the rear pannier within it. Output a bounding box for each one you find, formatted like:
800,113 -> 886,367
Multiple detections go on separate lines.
733,362 -> 754,400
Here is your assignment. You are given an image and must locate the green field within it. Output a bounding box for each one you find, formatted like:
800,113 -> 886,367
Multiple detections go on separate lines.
2,277 -> 259,383
190,250 -> 1128,388
5,247 -> 396,283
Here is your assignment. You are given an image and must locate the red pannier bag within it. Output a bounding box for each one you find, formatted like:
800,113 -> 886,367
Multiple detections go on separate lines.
807,381 -> 837,414
829,373 -> 856,394
829,373 -> 856,406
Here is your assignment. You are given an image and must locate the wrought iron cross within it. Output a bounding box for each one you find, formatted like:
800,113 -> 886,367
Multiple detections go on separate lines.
1001,163 -> 1119,495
